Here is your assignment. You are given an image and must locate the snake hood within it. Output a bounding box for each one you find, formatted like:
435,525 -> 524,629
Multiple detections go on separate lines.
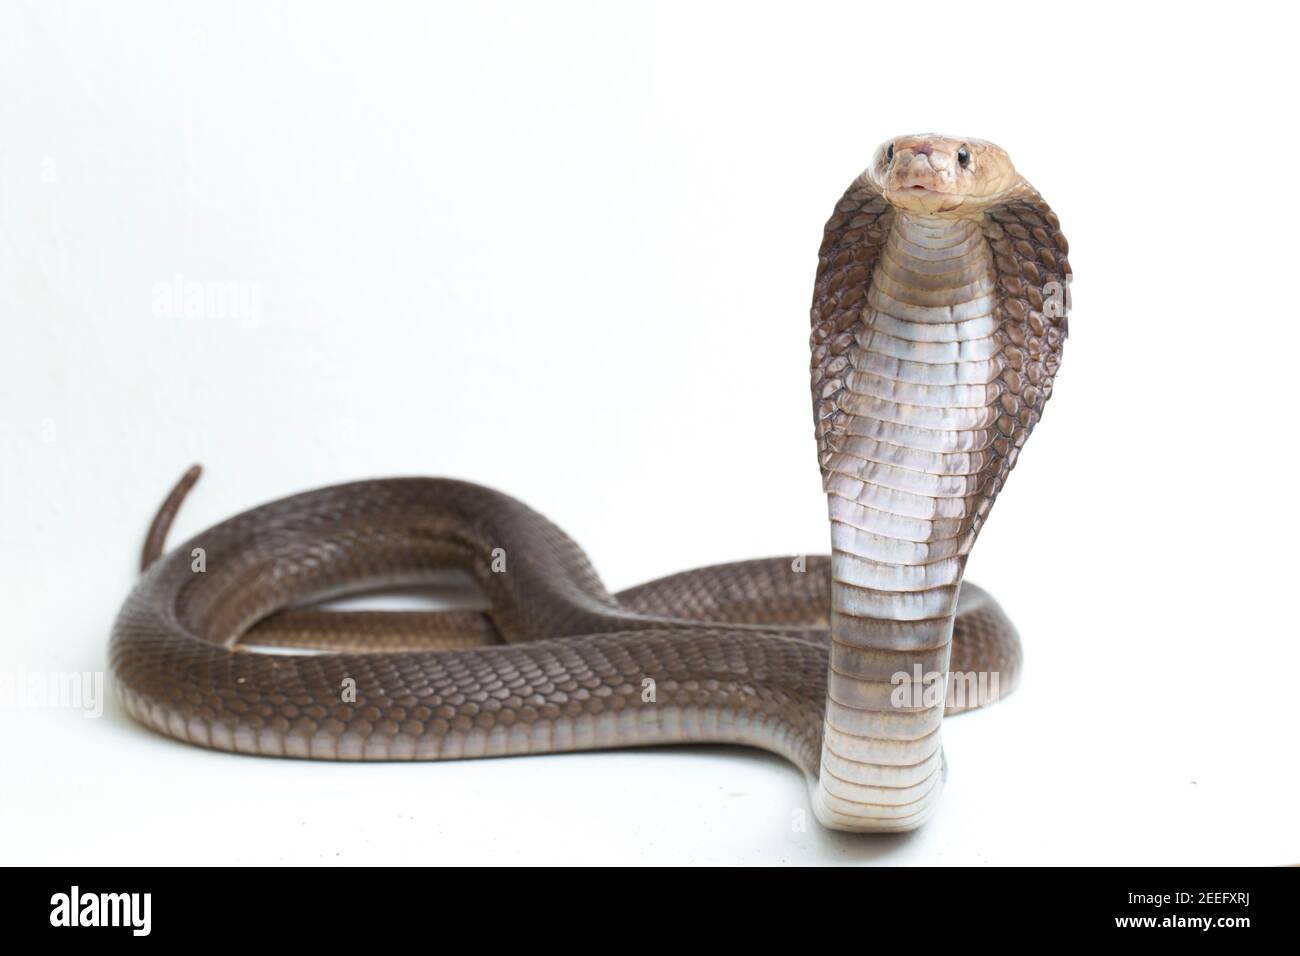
811,132 -> 1070,489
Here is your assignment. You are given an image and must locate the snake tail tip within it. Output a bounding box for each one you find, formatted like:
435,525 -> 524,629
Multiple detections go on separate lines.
139,463 -> 205,572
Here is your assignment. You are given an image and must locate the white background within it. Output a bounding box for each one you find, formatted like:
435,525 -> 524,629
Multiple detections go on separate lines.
3,1 -> 1297,865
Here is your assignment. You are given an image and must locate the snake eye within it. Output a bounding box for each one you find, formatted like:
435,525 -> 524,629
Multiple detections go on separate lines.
886,143 -> 894,163
957,145 -> 970,168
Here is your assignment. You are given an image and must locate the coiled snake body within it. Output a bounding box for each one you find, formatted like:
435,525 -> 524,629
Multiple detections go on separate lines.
111,135 -> 1069,832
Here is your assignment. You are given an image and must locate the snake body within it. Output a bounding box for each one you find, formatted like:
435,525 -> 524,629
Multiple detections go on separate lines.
111,134 -> 1069,832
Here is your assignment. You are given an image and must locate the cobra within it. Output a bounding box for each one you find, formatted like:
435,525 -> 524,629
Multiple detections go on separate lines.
111,133 -> 1069,833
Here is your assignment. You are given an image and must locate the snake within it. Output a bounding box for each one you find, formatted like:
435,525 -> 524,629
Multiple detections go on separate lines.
110,134 -> 1069,832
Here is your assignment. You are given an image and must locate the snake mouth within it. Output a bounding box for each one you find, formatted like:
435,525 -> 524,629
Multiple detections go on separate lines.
888,180 -> 944,194
890,184 -> 949,198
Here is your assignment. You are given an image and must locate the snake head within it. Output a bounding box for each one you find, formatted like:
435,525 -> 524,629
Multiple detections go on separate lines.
868,134 -> 1025,215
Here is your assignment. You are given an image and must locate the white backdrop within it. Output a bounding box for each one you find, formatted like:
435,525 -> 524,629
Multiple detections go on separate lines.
3,1 -> 1297,865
